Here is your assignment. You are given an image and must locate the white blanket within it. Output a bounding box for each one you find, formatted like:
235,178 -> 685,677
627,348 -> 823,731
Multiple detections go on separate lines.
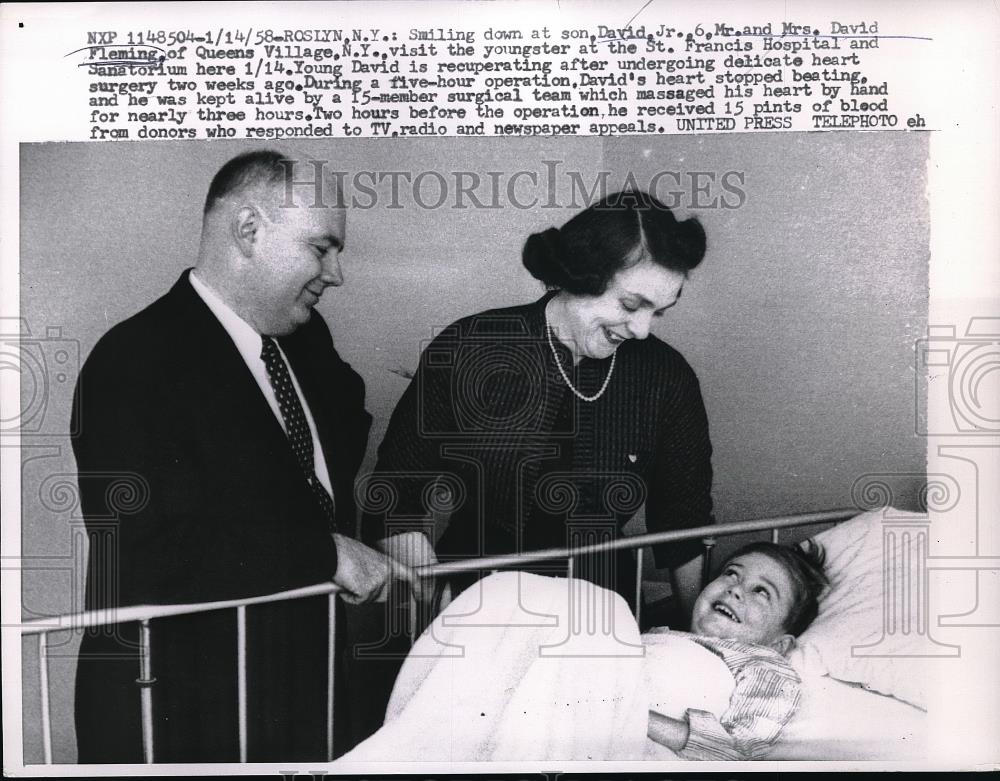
338,572 -> 651,763
336,571 -> 927,764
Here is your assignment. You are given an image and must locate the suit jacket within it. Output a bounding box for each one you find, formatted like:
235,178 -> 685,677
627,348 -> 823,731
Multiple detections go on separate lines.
71,270 -> 371,762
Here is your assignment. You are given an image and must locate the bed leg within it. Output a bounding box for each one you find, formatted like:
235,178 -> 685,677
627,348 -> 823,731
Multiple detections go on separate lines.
327,593 -> 337,760
38,633 -> 52,764
137,619 -> 156,763
409,591 -> 418,647
236,606 -> 247,762
634,548 -> 643,626
701,537 -> 716,589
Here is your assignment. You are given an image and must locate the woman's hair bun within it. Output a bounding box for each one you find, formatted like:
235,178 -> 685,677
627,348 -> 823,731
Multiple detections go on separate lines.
660,213 -> 707,270
521,189 -> 707,296
522,226 -> 569,288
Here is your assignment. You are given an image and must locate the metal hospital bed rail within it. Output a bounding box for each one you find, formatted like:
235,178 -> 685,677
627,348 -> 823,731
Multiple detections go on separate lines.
20,508 -> 856,764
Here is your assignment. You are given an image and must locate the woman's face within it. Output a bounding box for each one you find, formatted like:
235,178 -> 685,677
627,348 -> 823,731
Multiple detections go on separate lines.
561,258 -> 686,360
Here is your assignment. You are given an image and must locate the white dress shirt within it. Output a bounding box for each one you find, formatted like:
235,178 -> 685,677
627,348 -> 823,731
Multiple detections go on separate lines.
189,270 -> 334,496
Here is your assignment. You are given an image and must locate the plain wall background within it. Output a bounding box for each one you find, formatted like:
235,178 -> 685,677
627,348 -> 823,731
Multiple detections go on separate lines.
19,133 -> 928,762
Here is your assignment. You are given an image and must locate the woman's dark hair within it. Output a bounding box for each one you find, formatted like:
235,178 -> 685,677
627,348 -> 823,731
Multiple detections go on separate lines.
721,540 -> 830,637
522,190 -> 707,295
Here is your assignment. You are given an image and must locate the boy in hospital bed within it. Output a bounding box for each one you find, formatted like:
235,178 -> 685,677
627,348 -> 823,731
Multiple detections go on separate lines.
646,541 -> 828,760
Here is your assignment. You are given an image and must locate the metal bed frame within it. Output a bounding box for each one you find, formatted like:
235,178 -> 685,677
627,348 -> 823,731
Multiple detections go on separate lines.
20,507 -> 856,764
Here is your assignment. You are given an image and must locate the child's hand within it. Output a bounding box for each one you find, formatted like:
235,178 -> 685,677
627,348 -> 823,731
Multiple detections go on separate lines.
647,710 -> 690,752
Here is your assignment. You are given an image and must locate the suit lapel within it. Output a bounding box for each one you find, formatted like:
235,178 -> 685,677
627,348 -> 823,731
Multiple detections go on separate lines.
166,272 -> 363,526
166,271 -> 302,474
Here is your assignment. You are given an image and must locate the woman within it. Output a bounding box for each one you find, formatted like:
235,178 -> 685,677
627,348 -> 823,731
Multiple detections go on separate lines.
360,190 -> 713,617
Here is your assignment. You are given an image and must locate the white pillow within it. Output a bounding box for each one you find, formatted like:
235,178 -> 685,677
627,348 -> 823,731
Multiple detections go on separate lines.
786,507 -> 939,710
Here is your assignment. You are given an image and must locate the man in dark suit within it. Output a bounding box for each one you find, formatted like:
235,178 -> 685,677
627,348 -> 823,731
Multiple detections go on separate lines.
71,150 -> 405,762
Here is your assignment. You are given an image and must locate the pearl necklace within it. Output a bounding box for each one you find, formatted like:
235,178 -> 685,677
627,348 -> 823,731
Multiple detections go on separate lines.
544,312 -> 617,402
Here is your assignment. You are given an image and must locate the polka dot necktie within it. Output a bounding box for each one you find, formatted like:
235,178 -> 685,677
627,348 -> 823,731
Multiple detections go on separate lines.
261,336 -> 337,531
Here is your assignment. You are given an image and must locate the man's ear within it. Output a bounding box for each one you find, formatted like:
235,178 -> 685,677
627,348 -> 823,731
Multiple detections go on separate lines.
769,634 -> 796,656
232,205 -> 261,258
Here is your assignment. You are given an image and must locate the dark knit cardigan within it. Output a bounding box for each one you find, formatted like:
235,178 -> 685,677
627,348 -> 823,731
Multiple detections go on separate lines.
361,292 -> 713,603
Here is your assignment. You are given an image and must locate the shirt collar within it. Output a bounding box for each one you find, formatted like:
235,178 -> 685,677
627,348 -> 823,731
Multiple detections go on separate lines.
188,269 -> 265,361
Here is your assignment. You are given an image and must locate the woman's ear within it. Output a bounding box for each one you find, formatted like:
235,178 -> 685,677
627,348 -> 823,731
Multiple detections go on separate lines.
769,634 -> 796,656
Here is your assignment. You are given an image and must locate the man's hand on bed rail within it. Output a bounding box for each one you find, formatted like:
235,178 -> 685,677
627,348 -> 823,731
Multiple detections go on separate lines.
332,533 -> 417,604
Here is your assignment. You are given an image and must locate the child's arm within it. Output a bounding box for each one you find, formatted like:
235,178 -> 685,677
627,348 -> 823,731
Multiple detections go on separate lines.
646,710 -> 690,752
676,662 -> 801,760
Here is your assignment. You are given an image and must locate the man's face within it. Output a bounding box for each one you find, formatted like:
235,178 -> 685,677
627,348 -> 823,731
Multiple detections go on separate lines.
243,192 -> 346,336
690,552 -> 797,650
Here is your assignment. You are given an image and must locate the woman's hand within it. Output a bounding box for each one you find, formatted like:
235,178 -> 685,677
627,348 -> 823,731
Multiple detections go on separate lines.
378,531 -> 440,604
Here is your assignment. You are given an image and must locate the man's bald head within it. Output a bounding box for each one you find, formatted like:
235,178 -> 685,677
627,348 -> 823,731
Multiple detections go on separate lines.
203,150 -> 342,220
196,150 -> 348,336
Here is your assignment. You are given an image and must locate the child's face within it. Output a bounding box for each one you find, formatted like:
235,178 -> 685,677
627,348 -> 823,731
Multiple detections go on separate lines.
690,552 -> 797,651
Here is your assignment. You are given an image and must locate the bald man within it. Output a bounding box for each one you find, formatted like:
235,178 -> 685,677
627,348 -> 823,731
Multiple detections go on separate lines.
71,150 -> 403,762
